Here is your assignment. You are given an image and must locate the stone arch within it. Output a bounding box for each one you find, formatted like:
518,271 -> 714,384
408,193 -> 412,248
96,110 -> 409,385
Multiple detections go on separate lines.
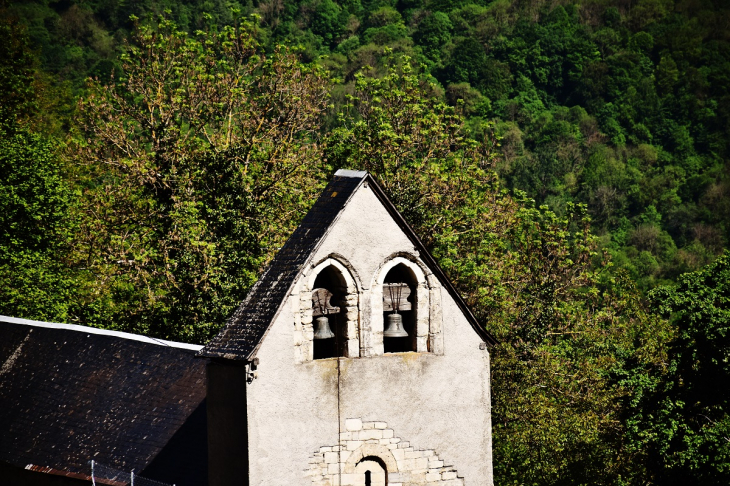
293,255 -> 361,362
368,253 -> 443,355
373,253 -> 429,287
305,254 -> 362,296
344,444 -> 398,474
305,419 -> 464,485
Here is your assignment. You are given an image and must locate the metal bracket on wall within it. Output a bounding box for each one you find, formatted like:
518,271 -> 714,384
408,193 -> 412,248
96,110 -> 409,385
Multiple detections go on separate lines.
246,358 -> 259,383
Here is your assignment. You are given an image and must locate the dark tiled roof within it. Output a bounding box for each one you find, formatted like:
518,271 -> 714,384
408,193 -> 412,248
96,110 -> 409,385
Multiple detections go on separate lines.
199,170 -> 366,360
0,317 -> 208,485
200,170 -> 496,361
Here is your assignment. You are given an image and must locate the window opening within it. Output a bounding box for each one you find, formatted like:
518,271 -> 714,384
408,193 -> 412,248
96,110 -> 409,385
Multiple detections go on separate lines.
382,263 -> 417,353
356,457 -> 387,486
312,266 -> 347,359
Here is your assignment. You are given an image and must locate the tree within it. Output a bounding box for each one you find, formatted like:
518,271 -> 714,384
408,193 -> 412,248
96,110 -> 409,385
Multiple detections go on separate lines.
413,12 -> 451,62
629,252 -> 730,485
326,57 -> 666,485
440,37 -> 488,88
0,128 -> 77,321
73,18 -> 331,342
0,3 -> 37,129
0,4 -> 78,322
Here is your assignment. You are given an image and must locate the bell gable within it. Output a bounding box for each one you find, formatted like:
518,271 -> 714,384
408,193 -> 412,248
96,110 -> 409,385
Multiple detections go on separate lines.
199,170 -> 494,362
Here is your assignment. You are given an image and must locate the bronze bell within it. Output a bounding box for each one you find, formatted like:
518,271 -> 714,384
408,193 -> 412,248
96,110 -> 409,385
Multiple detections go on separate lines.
313,316 -> 335,339
384,313 -> 408,338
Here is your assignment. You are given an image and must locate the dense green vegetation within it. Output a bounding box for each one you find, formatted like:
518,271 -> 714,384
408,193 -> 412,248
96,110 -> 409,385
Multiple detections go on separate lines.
2,0 -> 729,484
7,0 -> 730,289
639,252 -> 730,483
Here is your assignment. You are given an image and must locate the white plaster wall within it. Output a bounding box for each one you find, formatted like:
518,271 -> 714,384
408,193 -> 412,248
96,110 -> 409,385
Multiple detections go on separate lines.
337,291 -> 492,485
246,183 -> 492,485
246,301 -> 339,485
310,184 -> 417,287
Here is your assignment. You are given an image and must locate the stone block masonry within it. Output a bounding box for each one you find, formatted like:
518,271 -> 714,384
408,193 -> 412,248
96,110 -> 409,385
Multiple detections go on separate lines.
306,419 -> 465,486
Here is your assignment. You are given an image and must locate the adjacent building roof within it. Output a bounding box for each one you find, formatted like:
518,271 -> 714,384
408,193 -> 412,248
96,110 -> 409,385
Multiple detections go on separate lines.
0,316 -> 208,485
199,170 -> 496,361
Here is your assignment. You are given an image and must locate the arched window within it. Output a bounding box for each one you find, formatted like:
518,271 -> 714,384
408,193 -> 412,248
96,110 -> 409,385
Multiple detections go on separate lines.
311,265 -> 348,360
294,257 -> 360,363
370,254 -> 443,356
382,263 -> 417,353
355,457 -> 387,486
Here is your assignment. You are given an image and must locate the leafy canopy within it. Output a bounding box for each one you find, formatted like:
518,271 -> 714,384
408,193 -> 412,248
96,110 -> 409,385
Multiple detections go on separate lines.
326,57 -> 669,484
73,18 -> 331,341
628,252 -> 730,485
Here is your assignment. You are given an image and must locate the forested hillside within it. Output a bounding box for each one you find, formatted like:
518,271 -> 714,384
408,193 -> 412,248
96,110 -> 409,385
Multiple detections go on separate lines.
6,0 -> 730,290
2,0 -> 729,484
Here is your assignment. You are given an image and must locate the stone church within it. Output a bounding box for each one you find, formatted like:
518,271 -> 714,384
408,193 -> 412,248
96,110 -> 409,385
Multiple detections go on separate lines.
0,170 -> 495,486
200,169 -> 496,486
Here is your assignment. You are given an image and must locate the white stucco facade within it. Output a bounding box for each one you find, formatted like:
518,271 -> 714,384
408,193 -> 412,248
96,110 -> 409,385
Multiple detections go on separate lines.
243,183 -> 493,486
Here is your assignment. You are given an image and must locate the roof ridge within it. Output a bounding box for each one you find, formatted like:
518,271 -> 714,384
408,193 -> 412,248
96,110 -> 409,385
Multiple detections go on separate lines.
334,169 -> 367,178
0,315 -> 203,351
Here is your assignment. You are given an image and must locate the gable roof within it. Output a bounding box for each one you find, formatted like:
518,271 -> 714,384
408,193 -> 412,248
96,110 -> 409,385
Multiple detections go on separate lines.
199,170 -> 496,361
0,316 -> 208,485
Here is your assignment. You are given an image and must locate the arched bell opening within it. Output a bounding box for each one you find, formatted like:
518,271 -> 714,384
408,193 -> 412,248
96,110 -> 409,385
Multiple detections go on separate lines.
312,265 -> 348,360
382,263 -> 417,353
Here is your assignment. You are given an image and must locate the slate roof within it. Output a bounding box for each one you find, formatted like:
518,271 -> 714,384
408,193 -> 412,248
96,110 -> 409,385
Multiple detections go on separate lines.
199,170 -> 496,362
199,170 -> 366,360
0,316 -> 208,486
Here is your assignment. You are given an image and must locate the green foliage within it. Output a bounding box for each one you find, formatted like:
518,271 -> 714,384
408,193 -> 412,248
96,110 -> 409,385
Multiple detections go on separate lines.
327,58 -> 671,484
413,11 -> 451,61
0,7 -> 37,127
0,3 -> 79,321
12,1 -> 728,294
309,0 -> 346,47
440,37 -> 489,88
0,127 -> 77,321
628,253 -> 730,484
3,0 -> 730,483
73,18 -> 331,342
